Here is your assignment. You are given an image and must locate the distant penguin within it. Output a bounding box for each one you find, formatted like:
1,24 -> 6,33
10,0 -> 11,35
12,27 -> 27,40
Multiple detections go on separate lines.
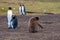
10,14 -> 18,29
19,4 -> 26,16
7,7 -> 13,29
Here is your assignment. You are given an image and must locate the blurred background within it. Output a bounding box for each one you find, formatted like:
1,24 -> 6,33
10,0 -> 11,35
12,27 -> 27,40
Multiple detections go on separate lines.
0,0 -> 60,15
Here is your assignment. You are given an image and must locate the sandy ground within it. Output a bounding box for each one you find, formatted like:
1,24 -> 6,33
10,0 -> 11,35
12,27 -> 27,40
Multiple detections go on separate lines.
0,14 -> 60,40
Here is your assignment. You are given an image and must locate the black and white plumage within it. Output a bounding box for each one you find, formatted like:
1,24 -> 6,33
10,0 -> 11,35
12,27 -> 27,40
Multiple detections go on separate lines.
7,7 -> 13,29
10,14 -> 18,29
19,4 -> 26,16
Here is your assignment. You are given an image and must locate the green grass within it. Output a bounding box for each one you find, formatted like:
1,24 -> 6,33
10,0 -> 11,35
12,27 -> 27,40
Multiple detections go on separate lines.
30,2 -> 60,13
24,0 -> 60,2
0,1 -> 60,15
24,2 -> 60,14
1,0 -> 60,2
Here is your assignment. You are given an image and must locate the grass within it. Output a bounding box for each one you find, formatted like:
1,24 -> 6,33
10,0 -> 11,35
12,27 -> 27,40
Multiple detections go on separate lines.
25,2 -> 60,13
0,1 -> 60,15
30,0 -> 60,2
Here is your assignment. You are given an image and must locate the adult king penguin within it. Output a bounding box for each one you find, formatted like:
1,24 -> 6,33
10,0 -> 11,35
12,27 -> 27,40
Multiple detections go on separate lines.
7,7 -> 13,29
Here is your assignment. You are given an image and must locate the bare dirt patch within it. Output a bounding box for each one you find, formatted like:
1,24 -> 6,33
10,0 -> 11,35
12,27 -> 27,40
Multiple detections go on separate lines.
0,14 -> 60,40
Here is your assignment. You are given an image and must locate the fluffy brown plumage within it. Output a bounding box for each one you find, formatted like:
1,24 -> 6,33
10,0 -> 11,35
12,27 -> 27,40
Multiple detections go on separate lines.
28,17 -> 43,33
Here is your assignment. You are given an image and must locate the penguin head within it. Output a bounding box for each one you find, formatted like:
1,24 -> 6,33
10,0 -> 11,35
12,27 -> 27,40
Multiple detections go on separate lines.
8,7 -> 12,10
12,14 -> 16,19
